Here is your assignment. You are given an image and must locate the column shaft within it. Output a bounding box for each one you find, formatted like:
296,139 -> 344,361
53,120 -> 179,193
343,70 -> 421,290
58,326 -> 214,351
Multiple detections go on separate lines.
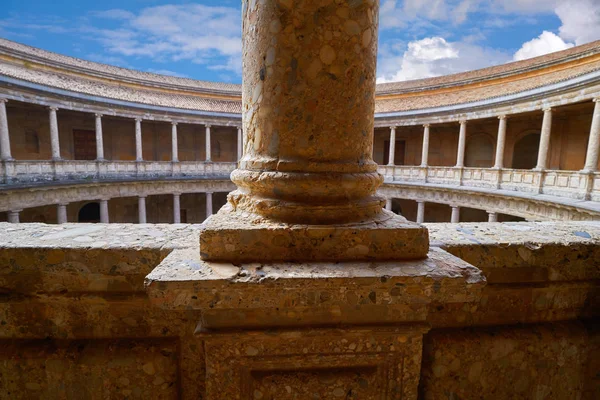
416,201 -> 425,224
237,127 -> 243,161
173,194 -> 181,223
205,192 -> 213,219
7,210 -> 20,224
536,108 -> 552,170
583,98 -> 600,172
0,99 -> 13,160
205,125 -> 212,162
451,206 -> 460,223
95,114 -> 104,161
57,204 -> 68,224
493,115 -> 507,169
488,212 -> 498,223
135,118 -> 143,161
138,197 -> 147,224
455,120 -> 467,167
387,126 -> 396,166
421,125 -> 430,167
171,122 -> 179,162
100,200 -> 109,223
49,107 -> 61,160
385,198 -> 392,211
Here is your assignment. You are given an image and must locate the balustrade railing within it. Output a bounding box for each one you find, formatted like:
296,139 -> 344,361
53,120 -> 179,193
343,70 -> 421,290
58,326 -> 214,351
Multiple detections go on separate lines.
378,165 -> 600,202
0,160 -> 237,185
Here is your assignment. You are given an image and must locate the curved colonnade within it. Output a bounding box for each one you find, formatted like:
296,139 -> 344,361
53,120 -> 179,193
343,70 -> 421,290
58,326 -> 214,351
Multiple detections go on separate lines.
1,38 -> 600,224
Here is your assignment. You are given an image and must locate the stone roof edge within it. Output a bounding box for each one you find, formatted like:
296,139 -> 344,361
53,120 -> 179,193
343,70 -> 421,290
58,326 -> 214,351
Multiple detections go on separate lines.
375,69 -> 600,120
2,37 -> 600,98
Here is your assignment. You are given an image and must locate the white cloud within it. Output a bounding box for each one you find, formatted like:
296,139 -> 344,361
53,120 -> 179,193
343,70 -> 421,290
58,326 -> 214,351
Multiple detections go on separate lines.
85,5 -> 242,76
377,36 -> 510,82
556,0 -> 600,45
513,31 -> 574,61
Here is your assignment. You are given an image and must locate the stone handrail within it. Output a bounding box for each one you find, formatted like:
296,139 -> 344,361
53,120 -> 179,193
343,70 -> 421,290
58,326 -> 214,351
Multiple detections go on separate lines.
0,160 -> 238,185
379,165 -> 600,202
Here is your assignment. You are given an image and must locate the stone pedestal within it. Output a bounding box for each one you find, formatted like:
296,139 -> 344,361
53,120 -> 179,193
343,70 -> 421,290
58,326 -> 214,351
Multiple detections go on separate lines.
146,246 -> 484,399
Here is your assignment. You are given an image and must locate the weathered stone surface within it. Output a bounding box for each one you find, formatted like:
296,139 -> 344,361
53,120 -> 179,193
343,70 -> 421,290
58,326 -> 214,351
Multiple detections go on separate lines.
0,223 -> 598,399
200,205 -> 429,262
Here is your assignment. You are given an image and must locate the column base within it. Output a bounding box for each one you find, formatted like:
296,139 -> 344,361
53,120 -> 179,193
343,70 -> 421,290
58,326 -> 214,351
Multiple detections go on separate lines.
199,204 -> 429,262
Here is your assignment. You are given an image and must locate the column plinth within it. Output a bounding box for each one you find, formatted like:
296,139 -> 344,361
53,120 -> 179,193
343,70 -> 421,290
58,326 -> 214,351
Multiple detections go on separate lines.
200,0 -> 428,263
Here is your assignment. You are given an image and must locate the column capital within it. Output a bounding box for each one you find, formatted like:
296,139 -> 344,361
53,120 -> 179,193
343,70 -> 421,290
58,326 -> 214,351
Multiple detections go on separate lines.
205,191 -> 214,195
459,119 -> 468,125
171,121 -> 178,126
542,107 -> 552,113
173,192 -> 182,197
498,114 -> 507,120
593,97 -> 600,103
135,117 -> 143,123
423,123 -> 430,128
205,124 -> 212,129
95,113 -> 103,118
138,195 -> 147,199
236,126 -> 242,130
389,125 -> 397,130
48,106 -> 59,112
0,98 -> 8,104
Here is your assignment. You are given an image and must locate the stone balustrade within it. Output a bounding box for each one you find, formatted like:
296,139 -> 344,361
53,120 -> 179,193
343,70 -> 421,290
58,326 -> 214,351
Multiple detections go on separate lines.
379,165 -> 600,202
0,160 -> 237,185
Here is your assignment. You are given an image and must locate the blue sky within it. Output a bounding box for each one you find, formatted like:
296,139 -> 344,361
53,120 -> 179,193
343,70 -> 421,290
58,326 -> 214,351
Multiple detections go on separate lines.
1,0 -> 599,83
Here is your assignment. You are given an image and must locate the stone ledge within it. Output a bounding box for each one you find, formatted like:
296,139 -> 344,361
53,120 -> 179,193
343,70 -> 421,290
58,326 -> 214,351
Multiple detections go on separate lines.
145,246 -> 485,329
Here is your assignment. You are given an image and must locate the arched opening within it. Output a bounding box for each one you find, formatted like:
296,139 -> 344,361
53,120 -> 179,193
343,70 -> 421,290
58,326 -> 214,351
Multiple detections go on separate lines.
512,133 -> 540,169
465,134 -> 494,168
78,202 -> 100,223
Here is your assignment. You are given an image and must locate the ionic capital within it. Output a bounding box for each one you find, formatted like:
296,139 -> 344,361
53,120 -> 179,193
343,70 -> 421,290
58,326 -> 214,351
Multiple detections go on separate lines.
0,98 -> 8,104
498,114 -> 507,120
95,113 -> 103,118
593,97 -> 600,103
134,117 -> 143,123
48,106 -> 59,112
543,107 -> 552,113
423,124 -> 430,128
389,125 -> 397,130
205,124 -> 212,129
171,121 -> 178,126
459,119 -> 468,125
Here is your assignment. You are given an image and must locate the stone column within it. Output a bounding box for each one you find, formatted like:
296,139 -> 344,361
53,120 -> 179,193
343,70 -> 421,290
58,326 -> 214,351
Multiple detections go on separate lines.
0,98 -> 13,160
7,210 -> 20,224
95,113 -> 105,161
173,193 -> 181,224
138,196 -> 147,224
135,118 -> 143,161
535,108 -> 552,170
57,204 -> 68,224
237,126 -> 243,161
493,115 -> 507,169
416,201 -> 425,224
99,199 -> 109,223
388,126 -> 396,166
201,0 -> 428,262
171,122 -> 179,162
451,206 -> 460,223
205,192 -> 213,219
488,212 -> 498,222
385,198 -> 392,211
582,98 -> 600,172
420,124 -> 430,167
205,124 -> 211,162
455,120 -> 467,167
49,107 -> 61,160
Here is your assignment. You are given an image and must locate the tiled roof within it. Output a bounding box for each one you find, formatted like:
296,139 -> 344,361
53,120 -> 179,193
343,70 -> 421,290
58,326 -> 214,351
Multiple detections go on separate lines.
0,38 -> 599,115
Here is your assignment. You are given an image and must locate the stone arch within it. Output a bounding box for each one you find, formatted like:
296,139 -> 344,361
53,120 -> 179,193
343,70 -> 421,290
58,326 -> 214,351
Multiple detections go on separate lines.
78,202 -> 100,223
465,133 -> 495,168
512,132 -> 540,169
